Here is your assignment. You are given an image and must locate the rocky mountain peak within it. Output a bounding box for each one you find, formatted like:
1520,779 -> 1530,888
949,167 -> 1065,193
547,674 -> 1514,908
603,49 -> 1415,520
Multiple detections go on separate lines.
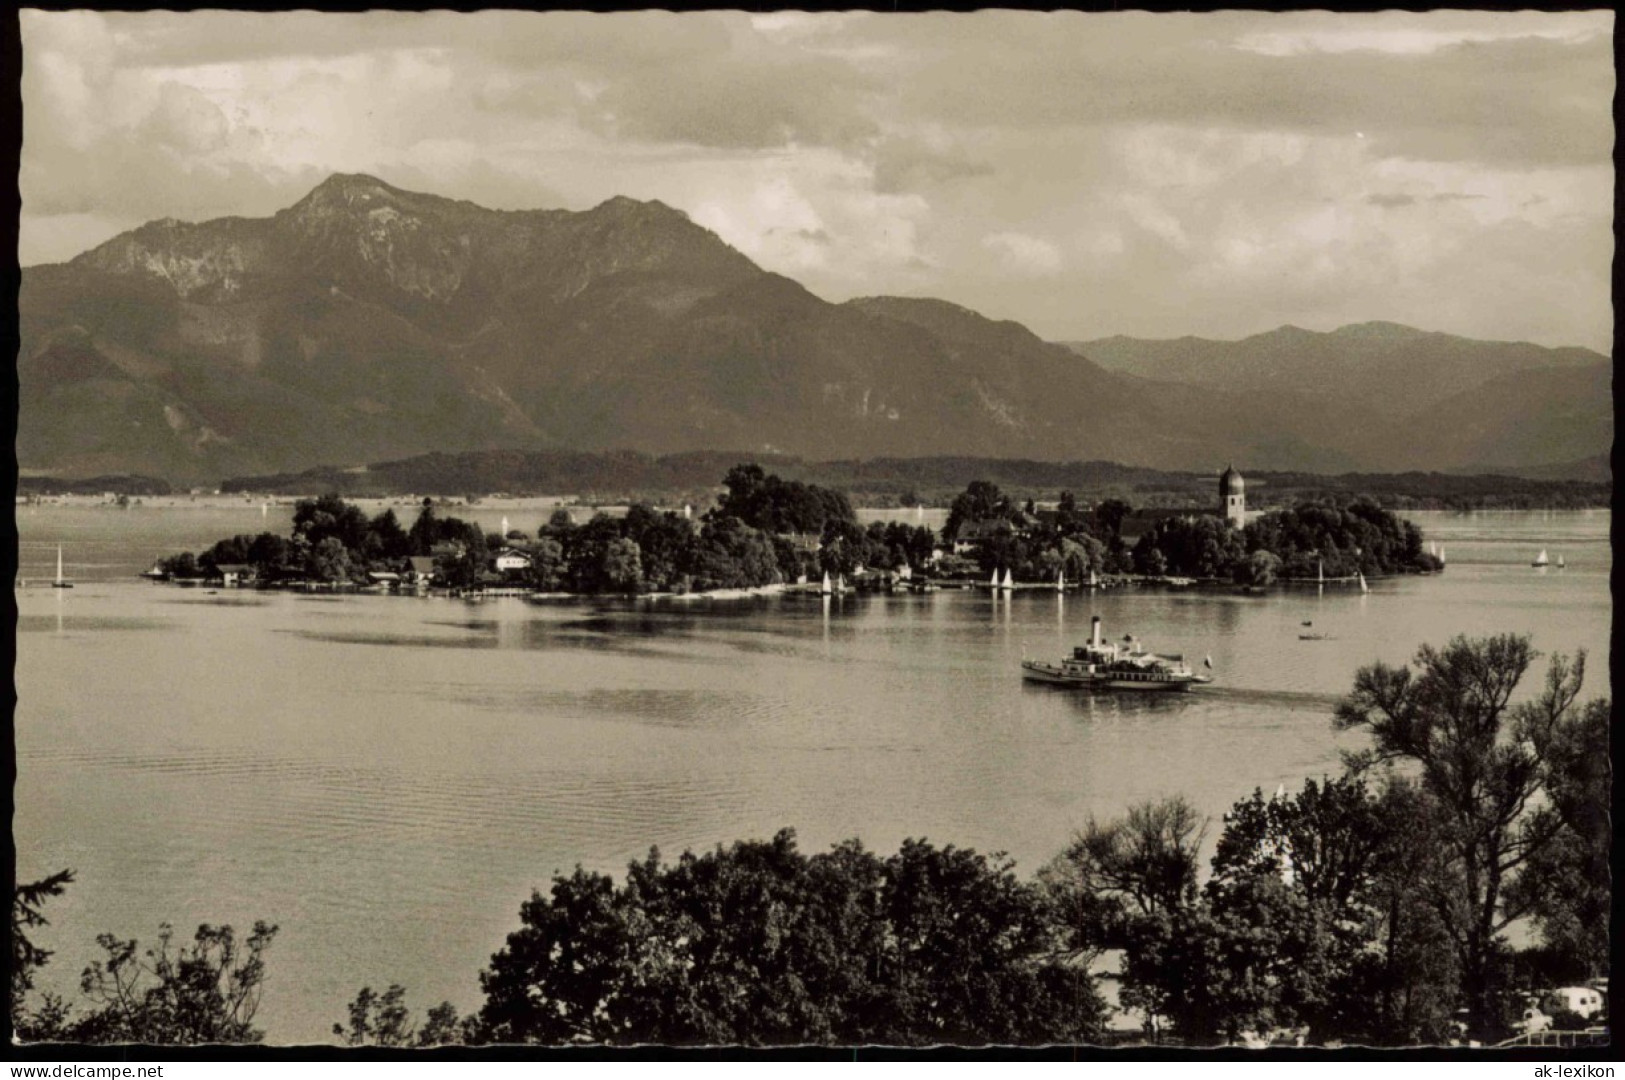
294,172 -> 406,208
593,193 -> 669,215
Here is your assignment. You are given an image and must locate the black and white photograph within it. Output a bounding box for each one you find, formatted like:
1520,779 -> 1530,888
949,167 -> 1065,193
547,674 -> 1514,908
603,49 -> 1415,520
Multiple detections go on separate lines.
8,7 -> 1613,1059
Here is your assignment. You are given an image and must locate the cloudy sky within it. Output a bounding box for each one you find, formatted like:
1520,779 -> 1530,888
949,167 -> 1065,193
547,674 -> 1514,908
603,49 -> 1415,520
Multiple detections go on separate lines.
19,9 -> 1615,351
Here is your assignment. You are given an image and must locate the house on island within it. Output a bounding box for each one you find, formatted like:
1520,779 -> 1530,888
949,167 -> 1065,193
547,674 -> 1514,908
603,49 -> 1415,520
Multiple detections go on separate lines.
401,555 -> 438,586
214,563 -> 256,588
950,518 -> 1018,555
491,547 -> 533,577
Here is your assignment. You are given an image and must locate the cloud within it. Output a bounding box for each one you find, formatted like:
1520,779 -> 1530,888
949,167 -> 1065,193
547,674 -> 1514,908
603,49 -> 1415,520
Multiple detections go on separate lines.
871,135 -> 993,194
867,12 -> 1612,169
684,155 -> 930,285
981,232 -> 1063,276
17,10 -> 1615,352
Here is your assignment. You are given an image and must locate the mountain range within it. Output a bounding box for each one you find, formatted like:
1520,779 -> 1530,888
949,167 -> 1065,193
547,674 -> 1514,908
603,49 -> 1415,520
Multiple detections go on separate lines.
18,173 -> 1612,484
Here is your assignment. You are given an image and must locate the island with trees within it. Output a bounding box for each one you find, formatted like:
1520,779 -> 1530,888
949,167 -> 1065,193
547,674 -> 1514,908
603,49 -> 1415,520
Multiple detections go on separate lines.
149,464 -> 1447,596
13,635 -> 1608,1046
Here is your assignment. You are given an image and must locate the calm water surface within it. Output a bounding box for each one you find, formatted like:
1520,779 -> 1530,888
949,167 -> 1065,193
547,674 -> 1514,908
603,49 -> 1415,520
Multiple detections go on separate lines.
14,508 -> 1611,1042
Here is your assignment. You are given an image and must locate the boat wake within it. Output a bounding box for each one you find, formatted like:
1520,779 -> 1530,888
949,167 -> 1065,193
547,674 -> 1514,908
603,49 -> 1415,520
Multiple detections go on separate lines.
1197,686 -> 1343,711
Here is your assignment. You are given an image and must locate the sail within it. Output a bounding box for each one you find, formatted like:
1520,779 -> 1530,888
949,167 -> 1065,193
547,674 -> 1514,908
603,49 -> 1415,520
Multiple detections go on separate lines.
1088,568 -> 1098,588
820,571 -> 832,594
991,567 -> 1000,588
1534,549 -> 1549,566
56,546 -> 63,584
1057,570 -> 1065,591
1558,554 -> 1566,568
1317,558 -> 1323,584
1439,546 -> 1445,565
1358,572 -> 1369,594
1003,568 -> 1015,590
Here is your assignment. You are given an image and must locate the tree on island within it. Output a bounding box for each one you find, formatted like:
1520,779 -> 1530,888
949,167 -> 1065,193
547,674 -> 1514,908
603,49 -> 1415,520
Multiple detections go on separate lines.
1090,498 -> 1133,542
713,463 -> 855,536
601,537 -> 644,594
1129,497 -> 1439,582
943,480 -> 1013,542
306,536 -> 355,584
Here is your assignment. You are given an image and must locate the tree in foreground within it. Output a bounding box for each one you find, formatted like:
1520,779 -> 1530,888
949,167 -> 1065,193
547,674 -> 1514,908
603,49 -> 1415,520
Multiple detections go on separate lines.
333,984 -> 469,1047
1040,796 -> 1206,957
1047,777 -> 1484,1047
1504,697 -> 1611,984
474,829 -> 1103,1046
72,921 -> 280,1044
12,871 -> 280,1047
1334,634 -> 1600,1042
11,869 -> 76,1040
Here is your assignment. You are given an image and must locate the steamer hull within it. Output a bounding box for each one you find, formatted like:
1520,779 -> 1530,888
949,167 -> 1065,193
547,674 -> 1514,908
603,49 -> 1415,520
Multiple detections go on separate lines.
1021,614 -> 1212,692
1021,660 -> 1209,691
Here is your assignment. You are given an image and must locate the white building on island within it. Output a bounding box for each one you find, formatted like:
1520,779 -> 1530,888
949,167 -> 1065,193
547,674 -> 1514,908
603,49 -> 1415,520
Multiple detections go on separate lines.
1220,465 -> 1247,530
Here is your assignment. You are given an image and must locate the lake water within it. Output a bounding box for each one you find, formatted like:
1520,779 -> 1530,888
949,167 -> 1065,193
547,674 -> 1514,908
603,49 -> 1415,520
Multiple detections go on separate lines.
12,508 -> 1611,1042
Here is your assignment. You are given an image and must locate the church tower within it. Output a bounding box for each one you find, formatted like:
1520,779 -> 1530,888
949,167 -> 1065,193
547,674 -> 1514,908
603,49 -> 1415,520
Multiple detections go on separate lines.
1220,465 -> 1246,530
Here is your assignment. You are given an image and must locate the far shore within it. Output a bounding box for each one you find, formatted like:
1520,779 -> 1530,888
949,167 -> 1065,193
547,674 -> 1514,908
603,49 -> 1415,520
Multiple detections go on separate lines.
18,492 -> 613,513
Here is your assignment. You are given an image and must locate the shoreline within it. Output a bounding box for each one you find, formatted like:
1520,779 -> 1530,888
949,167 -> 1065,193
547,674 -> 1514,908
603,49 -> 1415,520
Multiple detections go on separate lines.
38,572 -> 1436,598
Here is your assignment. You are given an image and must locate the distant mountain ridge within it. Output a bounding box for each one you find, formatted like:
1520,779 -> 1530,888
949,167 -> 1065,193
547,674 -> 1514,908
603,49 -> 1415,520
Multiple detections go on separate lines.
1064,325 -> 1610,477
17,173 -> 1611,483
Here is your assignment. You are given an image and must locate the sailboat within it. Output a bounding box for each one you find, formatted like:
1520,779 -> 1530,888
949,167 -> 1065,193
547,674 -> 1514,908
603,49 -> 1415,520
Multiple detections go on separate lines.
1532,549 -> 1550,567
52,545 -> 73,589
990,567 -> 1000,590
1439,546 -> 1446,567
1557,554 -> 1566,569
1357,572 -> 1369,595
1088,567 -> 1098,589
1001,568 -> 1015,591
820,571 -> 832,596
836,573 -> 848,594
1056,569 -> 1065,593
1317,558 -> 1324,585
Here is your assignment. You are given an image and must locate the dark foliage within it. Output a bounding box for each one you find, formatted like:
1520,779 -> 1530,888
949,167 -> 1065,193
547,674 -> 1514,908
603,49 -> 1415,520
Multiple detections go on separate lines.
11,870 -> 76,1040
333,985 -> 471,1047
16,475 -> 173,496
475,830 -> 1104,1046
70,921 -> 280,1044
1335,635 -> 1598,1042
1131,497 -> 1438,581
